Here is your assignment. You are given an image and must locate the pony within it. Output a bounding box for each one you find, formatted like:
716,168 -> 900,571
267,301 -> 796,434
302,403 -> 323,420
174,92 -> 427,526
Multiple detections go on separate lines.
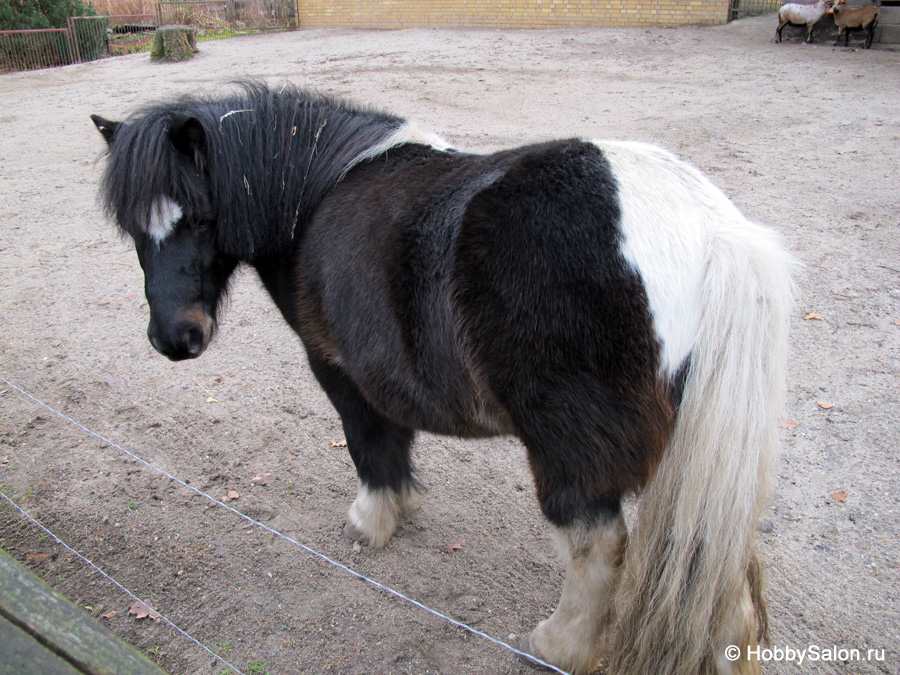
92,82 -> 794,675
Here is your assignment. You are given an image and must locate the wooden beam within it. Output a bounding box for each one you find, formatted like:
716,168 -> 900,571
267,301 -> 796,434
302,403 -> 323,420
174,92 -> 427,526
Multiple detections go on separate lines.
0,549 -> 168,675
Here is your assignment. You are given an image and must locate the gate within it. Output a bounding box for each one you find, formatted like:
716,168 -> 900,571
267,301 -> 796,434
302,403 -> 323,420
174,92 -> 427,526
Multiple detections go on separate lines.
729,0 -> 782,20
156,0 -> 296,38
0,29 -> 72,72
0,14 -> 155,73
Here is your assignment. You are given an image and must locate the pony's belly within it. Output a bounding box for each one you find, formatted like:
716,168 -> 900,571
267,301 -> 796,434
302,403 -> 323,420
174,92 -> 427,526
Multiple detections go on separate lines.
342,354 -> 516,438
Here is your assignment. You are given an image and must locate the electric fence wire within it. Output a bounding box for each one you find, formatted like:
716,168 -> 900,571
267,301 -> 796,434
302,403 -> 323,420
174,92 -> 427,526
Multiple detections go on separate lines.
0,375 -> 567,674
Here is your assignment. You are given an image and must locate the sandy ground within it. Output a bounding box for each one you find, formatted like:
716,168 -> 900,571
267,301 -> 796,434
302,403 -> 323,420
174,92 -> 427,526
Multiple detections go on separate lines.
0,14 -> 898,675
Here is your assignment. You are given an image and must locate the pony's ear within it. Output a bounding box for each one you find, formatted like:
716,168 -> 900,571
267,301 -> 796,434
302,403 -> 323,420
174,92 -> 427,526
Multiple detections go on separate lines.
169,117 -> 208,171
91,115 -> 119,145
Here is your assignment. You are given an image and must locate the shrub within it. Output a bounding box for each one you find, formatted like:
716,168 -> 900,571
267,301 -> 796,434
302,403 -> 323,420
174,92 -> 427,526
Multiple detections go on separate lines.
0,0 -> 96,30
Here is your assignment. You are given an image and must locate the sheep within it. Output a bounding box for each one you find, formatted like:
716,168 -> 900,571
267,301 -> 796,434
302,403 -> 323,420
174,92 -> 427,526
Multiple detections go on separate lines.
832,0 -> 880,48
776,0 -> 833,43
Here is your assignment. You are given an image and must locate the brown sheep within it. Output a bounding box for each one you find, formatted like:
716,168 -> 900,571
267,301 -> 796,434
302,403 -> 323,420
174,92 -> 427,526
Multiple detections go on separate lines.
832,0 -> 880,48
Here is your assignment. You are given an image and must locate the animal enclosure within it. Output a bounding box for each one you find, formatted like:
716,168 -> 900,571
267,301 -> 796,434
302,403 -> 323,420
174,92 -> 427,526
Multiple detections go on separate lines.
156,0 -> 296,37
0,15 -> 897,675
0,15 -> 154,72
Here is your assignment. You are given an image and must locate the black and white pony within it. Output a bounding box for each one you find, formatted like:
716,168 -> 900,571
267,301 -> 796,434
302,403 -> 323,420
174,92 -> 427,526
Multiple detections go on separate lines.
92,82 -> 793,675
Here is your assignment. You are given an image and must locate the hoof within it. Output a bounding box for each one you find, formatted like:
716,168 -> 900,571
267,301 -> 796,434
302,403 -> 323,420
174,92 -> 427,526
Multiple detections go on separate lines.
517,635 -> 553,671
343,520 -> 368,545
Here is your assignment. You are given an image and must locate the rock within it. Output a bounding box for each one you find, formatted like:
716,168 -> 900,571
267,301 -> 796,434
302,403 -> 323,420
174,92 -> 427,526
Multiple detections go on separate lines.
820,524 -> 840,540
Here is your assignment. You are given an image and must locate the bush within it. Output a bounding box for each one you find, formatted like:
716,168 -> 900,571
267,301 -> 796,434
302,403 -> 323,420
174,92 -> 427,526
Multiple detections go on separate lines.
0,0 -> 96,30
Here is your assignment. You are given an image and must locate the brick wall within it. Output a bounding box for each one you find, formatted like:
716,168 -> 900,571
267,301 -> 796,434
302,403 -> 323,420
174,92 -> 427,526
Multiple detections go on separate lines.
297,0 -> 731,29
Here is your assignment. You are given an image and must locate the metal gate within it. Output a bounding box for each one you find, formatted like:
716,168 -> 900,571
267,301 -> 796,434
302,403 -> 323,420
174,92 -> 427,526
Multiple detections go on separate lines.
729,0 -> 782,20
156,0 -> 296,39
0,14 -> 154,73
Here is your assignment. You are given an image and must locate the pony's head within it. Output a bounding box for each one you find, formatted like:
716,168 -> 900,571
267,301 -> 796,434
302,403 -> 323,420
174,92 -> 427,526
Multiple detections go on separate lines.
93,83 -> 410,359
92,113 -> 238,361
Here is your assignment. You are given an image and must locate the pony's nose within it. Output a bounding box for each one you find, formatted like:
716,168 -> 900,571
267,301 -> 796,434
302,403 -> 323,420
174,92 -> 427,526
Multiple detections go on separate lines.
182,323 -> 206,356
147,320 -> 209,361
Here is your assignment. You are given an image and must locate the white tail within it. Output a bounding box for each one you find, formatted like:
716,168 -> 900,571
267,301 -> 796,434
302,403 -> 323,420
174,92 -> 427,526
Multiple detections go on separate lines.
605,146 -> 796,673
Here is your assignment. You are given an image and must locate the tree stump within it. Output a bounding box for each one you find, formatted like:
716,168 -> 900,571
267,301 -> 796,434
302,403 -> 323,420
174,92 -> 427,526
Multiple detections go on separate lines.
150,25 -> 198,62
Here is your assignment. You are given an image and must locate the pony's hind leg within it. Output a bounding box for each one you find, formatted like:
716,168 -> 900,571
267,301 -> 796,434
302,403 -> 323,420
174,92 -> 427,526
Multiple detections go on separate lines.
307,356 -> 418,548
775,19 -> 787,42
714,555 -> 766,674
521,509 -> 627,675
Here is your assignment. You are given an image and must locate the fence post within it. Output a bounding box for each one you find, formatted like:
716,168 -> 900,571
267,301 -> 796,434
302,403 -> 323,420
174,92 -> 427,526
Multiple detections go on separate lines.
66,16 -> 82,63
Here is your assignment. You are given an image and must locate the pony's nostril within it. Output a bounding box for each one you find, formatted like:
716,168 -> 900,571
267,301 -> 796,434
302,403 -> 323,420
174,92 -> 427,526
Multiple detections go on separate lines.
183,324 -> 205,355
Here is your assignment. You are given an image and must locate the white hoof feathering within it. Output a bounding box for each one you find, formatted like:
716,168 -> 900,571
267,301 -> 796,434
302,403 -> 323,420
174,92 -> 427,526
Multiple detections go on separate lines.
344,484 -> 418,548
524,515 -> 627,675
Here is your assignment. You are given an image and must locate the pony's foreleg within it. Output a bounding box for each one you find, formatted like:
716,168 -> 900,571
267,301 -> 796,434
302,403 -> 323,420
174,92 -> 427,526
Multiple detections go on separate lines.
521,511 -> 627,675
344,478 -> 419,548
307,356 -> 418,548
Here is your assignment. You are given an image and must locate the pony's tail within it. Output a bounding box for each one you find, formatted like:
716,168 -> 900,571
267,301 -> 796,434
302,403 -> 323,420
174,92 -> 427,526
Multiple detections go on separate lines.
608,218 -> 795,674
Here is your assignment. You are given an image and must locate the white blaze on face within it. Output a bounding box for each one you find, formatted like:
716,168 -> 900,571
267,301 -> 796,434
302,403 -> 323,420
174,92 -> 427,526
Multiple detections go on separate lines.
147,196 -> 183,242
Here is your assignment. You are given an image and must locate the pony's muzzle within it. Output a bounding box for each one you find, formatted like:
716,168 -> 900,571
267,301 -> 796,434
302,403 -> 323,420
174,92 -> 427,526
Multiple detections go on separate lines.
147,309 -> 214,361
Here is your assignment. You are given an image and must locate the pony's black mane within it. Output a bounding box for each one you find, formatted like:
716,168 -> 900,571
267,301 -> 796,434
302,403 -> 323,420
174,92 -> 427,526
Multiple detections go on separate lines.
99,82 -> 406,259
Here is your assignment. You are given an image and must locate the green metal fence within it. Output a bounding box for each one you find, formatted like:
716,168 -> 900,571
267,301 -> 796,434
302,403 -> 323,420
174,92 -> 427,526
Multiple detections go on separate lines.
0,14 -> 154,73
0,28 -> 72,73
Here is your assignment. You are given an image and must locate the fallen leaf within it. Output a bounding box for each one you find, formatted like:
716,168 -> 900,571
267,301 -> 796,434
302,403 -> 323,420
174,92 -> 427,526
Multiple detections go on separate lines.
781,419 -> 799,429
128,600 -> 159,621
331,439 -> 347,448
831,490 -> 847,503
804,312 -> 822,320
817,401 -> 835,409
225,490 -> 240,500
250,472 -> 275,485
101,611 -> 118,619
444,540 -> 466,554
26,553 -> 50,561
206,397 -> 219,403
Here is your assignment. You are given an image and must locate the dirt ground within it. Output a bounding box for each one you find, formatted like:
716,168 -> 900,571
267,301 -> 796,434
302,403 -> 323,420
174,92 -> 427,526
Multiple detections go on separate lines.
1,13 -> 898,675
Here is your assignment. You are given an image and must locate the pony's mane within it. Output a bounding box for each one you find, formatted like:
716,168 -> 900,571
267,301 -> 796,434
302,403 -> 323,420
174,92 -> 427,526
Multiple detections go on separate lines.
99,82 -> 411,258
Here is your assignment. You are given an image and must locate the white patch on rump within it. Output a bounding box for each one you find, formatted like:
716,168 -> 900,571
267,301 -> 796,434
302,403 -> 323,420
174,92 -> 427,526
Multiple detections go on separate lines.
147,196 -> 183,242
590,140 -> 725,379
